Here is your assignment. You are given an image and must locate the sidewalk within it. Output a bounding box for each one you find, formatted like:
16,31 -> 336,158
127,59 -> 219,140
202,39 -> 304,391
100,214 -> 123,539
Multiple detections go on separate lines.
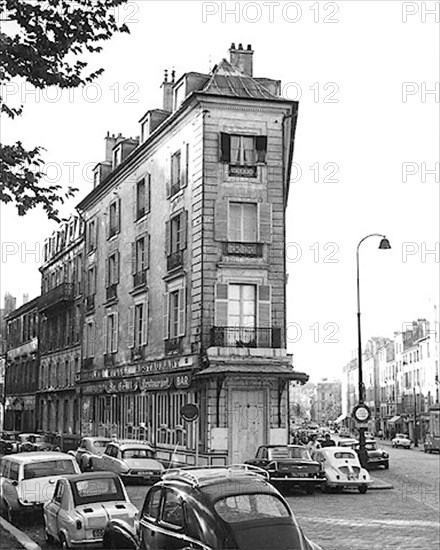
369,476 -> 394,490
0,518 -> 41,550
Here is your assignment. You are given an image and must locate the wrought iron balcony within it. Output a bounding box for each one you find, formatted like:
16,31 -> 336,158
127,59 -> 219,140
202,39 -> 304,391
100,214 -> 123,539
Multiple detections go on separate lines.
229,165 -> 257,178
133,270 -> 147,288
210,326 -> 282,349
106,284 -> 118,301
165,337 -> 182,355
167,250 -> 183,272
40,283 -> 74,312
223,242 -> 263,257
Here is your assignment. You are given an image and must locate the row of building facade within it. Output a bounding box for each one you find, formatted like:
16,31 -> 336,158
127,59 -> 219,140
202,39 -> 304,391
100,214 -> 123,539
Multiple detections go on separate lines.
3,43 -> 308,465
341,318 -> 439,441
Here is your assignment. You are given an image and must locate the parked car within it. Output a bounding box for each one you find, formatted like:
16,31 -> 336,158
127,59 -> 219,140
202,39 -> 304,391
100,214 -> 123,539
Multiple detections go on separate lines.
424,432 -> 440,453
314,447 -> 371,494
17,433 -> 55,452
71,437 -> 111,471
103,464 -> 323,550
245,445 -> 325,494
391,433 -> 411,449
337,438 -> 358,448
91,440 -> 164,484
352,439 -> 389,469
43,471 -> 138,549
0,452 -> 81,523
0,432 -> 19,455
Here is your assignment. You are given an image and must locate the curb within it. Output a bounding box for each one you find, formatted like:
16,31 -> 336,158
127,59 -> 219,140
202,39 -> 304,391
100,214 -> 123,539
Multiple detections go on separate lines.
369,478 -> 394,490
0,517 -> 42,550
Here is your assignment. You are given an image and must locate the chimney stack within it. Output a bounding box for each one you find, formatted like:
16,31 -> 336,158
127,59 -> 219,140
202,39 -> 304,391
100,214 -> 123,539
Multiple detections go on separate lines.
161,69 -> 173,112
104,132 -> 118,163
22,293 -> 29,305
229,42 -> 253,76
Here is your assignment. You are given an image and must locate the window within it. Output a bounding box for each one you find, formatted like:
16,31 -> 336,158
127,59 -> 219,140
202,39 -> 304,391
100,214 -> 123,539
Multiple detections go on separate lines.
170,150 -> 181,196
214,494 -> 289,524
86,321 -> 95,358
136,176 -> 150,220
106,252 -> 120,287
166,211 -> 187,256
229,202 -> 258,242
88,219 -> 97,252
113,146 -> 122,168
87,266 -> 96,296
228,284 -> 256,329
161,490 -> 184,528
134,301 -> 148,347
142,487 -> 162,521
163,284 -> 186,340
105,313 -> 118,353
220,133 -> 267,172
108,200 -> 121,239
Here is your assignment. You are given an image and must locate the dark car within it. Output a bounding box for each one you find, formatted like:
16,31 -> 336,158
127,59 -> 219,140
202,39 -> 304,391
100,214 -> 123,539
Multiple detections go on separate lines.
0,432 -> 19,455
246,445 -> 325,494
353,439 -> 389,469
17,433 -> 55,452
103,465 -> 323,550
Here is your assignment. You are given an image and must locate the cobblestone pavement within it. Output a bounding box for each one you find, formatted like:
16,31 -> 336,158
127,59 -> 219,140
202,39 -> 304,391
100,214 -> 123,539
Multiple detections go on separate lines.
10,443 -> 439,550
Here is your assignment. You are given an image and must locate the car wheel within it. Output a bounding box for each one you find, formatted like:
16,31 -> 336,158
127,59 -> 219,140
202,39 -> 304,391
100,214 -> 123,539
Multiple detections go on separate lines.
6,504 -> 18,525
358,485 -> 368,494
44,522 -> 55,545
384,462 -> 389,469
59,533 -> 69,550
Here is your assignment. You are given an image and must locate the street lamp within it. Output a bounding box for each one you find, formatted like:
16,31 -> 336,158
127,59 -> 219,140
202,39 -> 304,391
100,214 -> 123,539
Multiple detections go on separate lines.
356,234 -> 391,468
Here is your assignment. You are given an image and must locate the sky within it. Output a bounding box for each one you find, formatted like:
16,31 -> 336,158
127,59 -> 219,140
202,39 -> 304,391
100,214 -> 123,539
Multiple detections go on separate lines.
1,0 -> 439,382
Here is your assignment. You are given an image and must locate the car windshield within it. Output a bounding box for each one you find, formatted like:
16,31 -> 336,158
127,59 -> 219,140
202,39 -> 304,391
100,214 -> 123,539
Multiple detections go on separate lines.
23,459 -> 77,479
289,447 -> 311,460
72,477 -> 125,506
365,442 -> 378,450
268,447 -> 290,459
214,494 -> 290,523
93,441 -> 109,449
122,448 -> 154,459
334,452 -> 356,460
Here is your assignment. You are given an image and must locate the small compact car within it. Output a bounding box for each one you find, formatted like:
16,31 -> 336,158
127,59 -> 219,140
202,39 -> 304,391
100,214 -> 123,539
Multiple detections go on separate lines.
391,433 -> 412,449
314,447 -> 371,494
91,440 -> 164,483
0,452 -> 81,523
353,439 -> 389,469
0,432 -> 19,455
17,433 -> 55,452
72,437 -> 112,471
246,445 -> 325,494
43,471 -> 138,549
103,464 -> 323,550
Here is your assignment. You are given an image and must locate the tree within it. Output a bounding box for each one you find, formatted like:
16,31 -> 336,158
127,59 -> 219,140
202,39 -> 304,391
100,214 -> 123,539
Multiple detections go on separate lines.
0,0 -> 130,221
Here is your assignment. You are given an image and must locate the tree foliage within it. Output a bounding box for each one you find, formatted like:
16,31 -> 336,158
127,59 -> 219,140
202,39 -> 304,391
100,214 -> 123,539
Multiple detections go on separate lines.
0,0 -> 130,221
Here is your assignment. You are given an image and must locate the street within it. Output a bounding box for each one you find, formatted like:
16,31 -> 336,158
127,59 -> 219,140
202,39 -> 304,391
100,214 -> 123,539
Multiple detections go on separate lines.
9,442 -> 439,550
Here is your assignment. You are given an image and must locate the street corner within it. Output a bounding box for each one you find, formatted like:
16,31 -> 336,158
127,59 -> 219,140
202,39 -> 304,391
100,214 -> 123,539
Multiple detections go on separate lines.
0,517 -> 42,550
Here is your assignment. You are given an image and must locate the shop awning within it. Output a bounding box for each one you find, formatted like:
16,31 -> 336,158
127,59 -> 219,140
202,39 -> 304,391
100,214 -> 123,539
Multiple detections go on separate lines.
195,364 -> 309,383
388,415 -> 401,423
335,414 -> 349,424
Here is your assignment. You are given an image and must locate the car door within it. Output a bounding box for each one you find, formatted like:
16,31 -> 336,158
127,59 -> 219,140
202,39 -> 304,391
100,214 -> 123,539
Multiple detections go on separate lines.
139,486 -> 163,550
155,488 -> 188,550
100,444 -> 116,472
45,480 -> 63,539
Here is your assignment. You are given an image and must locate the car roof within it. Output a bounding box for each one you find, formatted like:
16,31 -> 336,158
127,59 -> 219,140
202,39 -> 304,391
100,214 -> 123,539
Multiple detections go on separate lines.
320,447 -> 356,455
65,471 -> 120,484
1,452 -> 74,463
162,465 -> 271,489
109,440 -> 154,449
83,437 -> 111,442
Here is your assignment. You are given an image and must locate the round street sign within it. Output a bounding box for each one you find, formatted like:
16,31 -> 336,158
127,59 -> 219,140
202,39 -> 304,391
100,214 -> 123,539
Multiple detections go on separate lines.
180,403 -> 199,422
352,404 -> 371,423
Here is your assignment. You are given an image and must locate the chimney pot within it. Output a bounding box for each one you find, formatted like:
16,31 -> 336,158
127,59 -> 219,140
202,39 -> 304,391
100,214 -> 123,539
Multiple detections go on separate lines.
238,43 -> 243,50
171,69 -> 175,83
247,44 -> 252,50
231,42 -> 235,49
164,69 -> 168,83
229,42 -> 254,76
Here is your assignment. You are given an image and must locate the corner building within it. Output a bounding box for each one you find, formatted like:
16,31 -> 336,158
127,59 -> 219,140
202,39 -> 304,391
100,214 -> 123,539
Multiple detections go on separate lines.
78,44 -> 306,465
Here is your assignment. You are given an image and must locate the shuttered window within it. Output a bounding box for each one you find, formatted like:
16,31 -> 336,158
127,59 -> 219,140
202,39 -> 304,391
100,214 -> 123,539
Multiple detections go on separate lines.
163,284 -> 186,339
220,133 -> 267,164
229,202 -> 258,242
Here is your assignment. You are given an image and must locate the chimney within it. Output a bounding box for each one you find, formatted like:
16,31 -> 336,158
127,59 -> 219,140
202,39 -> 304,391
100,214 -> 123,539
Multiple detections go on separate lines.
161,69 -> 173,112
229,43 -> 253,76
104,132 -> 118,163
22,293 -> 29,305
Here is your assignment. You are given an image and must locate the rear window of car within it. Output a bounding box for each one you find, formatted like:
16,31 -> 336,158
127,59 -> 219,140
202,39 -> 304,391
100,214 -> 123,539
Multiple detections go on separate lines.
72,477 -> 125,506
122,448 -> 154,459
214,494 -> 290,523
269,447 -> 290,459
23,459 -> 77,479
289,447 -> 311,459
334,452 -> 356,459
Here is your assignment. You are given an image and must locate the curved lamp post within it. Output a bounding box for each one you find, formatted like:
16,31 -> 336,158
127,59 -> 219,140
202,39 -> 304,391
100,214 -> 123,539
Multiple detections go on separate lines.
356,234 -> 391,468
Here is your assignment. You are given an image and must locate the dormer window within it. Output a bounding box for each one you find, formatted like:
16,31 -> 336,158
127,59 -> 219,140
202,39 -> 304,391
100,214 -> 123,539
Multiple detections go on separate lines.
174,82 -> 185,111
113,146 -> 122,168
93,168 -> 100,188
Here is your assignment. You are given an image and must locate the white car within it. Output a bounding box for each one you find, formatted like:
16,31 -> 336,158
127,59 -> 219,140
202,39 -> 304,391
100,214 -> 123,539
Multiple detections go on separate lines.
0,452 -> 80,523
71,437 -> 111,471
391,433 -> 411,449
44,472 -> 138,549
314,447 -> 371,494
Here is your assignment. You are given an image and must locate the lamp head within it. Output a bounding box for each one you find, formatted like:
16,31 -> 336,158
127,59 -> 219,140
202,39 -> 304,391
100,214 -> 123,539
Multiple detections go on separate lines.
379,237 -> 391,250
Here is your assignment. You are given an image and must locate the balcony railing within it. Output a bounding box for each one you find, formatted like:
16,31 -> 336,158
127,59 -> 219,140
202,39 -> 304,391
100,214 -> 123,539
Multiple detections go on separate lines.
229,165 -> 257,178
133,270 -> 147,288
40,283 -> 74,312
167,250 -> 183,272
210,327 -> 282,349
165,337 -> 182,355
223,242 -> 263,257
106,284 -> 118,301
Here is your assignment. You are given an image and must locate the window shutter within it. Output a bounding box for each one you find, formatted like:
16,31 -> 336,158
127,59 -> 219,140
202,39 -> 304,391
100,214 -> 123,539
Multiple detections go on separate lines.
95,217 -> 99,249
178,286 -> 186,337
255,136 -> 268,163
180,211 -> 188,250
115,252 -> 120,283
128,306 -> 135,348
103,316 -> 108,354
163,292 -> 169,339
258,203 -> 272,243
105,258 -> 109,288
91,322 -> 95,357
133,184 -> 137,221
215,284 -> 228,326
181,143 -> 188,188
214,199 -> 228,242
106,206 -> 110,240
118,199 -> 122,233
166,157 -> 172,198
258,285 -> 271,327
113,313 -> 119,352
220,132 -> 231,163
131,243 -> 136,275
165,220 -> 171,256
146,174 -> 151,214
142,296 -> 149,345
146,234 -> 150,269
